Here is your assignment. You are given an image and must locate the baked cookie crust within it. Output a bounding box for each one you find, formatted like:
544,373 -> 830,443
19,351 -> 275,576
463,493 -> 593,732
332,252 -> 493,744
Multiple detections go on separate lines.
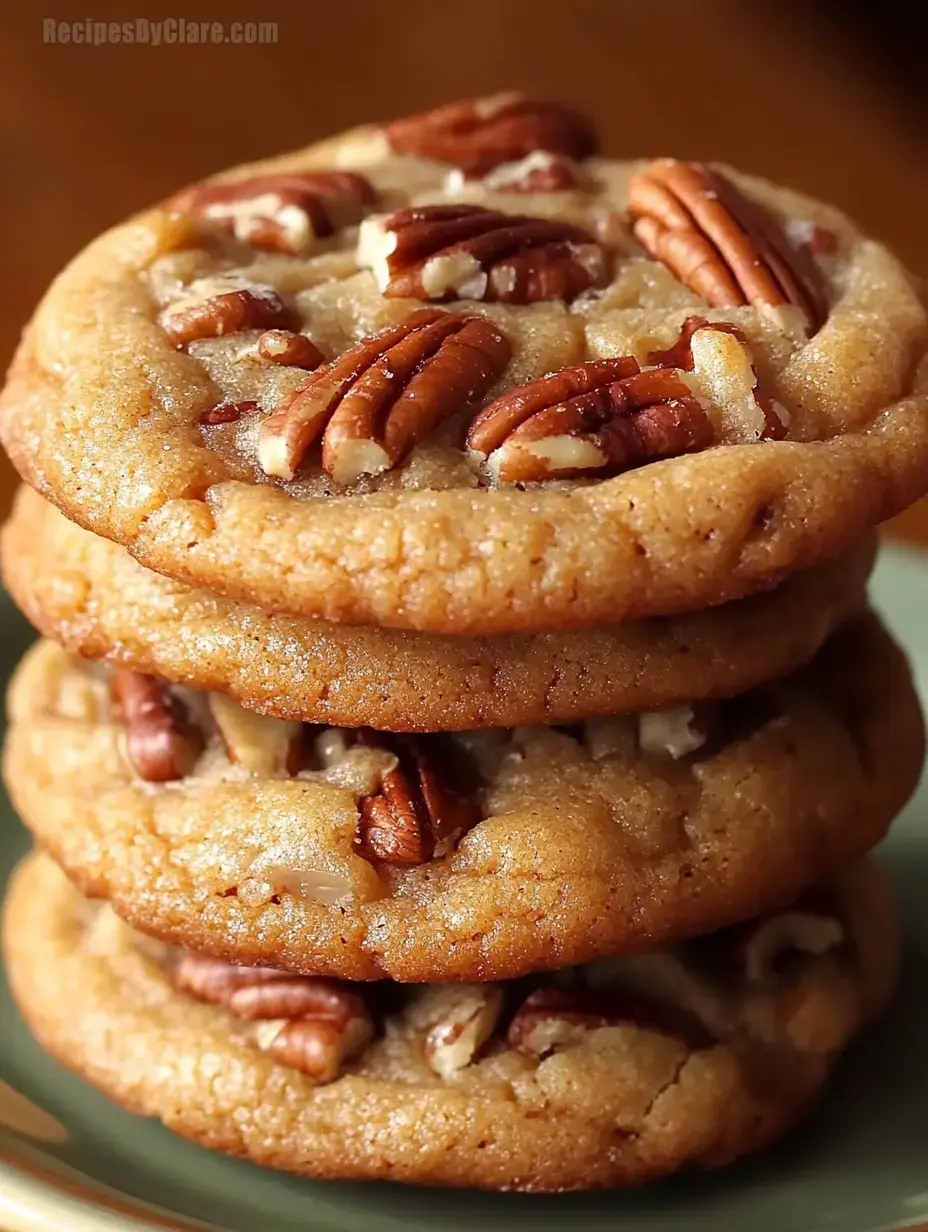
3,99 -> 926,633
3,853 -> 899,1191
1,487 -> 875,729
4,618 -> 921,982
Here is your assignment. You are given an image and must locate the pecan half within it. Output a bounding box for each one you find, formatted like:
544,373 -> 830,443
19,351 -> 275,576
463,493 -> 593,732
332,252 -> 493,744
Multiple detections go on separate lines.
174,954 -> 373,1083
208,693 -> 304,776
419,985 -> 505,1078
467,359 -> 712,483
255,329 -> 324,370
383,93 -> 597,176
357,204 -> 609,304
648,316 -> 788,441
507,988 -> 713,1056
168,171 -> 378,254
627,160 -> 828,333
110,671 -> 204,782
354,731 -> 482,867
258,308 -> 510,484
160,286 -> 295,347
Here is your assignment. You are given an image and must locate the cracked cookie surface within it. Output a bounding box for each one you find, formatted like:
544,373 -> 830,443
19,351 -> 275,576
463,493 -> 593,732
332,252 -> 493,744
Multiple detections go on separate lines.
2,853 -> 899,1191
4,619 -> 921,982
2,97 -> 927,633
1,488 -> 875,729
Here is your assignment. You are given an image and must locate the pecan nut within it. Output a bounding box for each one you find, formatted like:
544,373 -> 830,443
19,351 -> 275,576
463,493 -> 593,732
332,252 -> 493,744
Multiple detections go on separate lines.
208,693 -> 304,776
649,316 -> 788,441
467,358 -> 713,483
786,219 -> 839,257
160,286 -> 295,347
638,704 -> 711,759
110,671 -> 203,782
168,170 -> 378,254
255,329 -> 324,369
199,399 -> 259,426
627,160 -> 828,333
383,92 -> 597,175
448,151 -> 591,194
357,204 -> 609,304
507,988 -> 713,1056
174,954 -> 373,1083
418,985 -> 505,1078
735,909 -> 844,985
258,308 -> 510,484
354,731 -> 482,867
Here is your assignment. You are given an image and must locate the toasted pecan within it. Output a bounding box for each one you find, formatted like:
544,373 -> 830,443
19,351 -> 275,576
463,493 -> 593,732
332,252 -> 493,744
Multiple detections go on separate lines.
109,671 -> 203,782
354,731 -> 482,867
467,358 -> 712,483
648,316 -> 788,440
357,203 -> 610,304
507,988 -> 713,1056
255,329 -> 324,369
160,287 -> 295,347
174,955 -> 373,1083
208,693 -> 304,776
258,308 -> 510,484
168,170 -> 377,254
383,93 -> 597,175
628,160 -> 828,333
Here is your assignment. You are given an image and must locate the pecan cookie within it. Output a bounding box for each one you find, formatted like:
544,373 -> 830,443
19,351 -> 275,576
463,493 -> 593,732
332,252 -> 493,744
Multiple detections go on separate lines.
3,853 -> 899,1191
4,618 -> 921,982
2,95 -> 926,633
1,488 -> 875,729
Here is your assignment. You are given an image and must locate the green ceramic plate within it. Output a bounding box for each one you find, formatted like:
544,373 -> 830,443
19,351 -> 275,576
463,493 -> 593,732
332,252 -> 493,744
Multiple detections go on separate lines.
1,546 -> 927,1232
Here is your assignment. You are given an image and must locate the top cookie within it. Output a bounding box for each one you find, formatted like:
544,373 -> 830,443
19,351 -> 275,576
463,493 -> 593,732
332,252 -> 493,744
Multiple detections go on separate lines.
3,93 -> 927,633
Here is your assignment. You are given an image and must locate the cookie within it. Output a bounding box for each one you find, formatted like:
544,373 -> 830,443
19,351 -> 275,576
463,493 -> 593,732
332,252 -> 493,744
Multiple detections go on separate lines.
4,618 -> 921,982
1,487 -> 875,729
3,852 -> 899,1191
2,95 -> 926,634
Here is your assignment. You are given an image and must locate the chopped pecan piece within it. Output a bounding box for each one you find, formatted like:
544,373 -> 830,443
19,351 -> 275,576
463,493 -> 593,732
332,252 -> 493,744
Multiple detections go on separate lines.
160,286 -> 295,347
383,92 -> 597,175
208,693 -> 304,776
167,171 -> 377,254
448,151 -> 591,194
110,671 -> 203,782
507,988 -> 713,1056
467,358 -> 712,483
357,204 -> 609,304
174,955 -> 373,1083
733,909 -> 844,984
258,308 -> 510,484
354,731 -> 482,867
786,219 -> 840,257
199,399 -> 259,426
418,985 -> 505,1078
627,160 -> 828,333
255,329 -> 324,369
649,316 -> 788,441
638,704 -> 711,759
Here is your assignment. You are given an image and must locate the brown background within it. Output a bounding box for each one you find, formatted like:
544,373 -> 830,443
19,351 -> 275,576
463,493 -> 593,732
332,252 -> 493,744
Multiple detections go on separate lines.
1,0 -> 927,543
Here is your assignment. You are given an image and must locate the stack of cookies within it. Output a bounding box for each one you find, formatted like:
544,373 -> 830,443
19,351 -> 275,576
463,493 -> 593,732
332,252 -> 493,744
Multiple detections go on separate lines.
1,94 -> 927,1192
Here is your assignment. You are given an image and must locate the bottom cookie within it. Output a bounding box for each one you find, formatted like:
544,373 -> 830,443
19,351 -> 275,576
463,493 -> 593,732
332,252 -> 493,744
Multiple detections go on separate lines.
4,853 -> 898,1192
